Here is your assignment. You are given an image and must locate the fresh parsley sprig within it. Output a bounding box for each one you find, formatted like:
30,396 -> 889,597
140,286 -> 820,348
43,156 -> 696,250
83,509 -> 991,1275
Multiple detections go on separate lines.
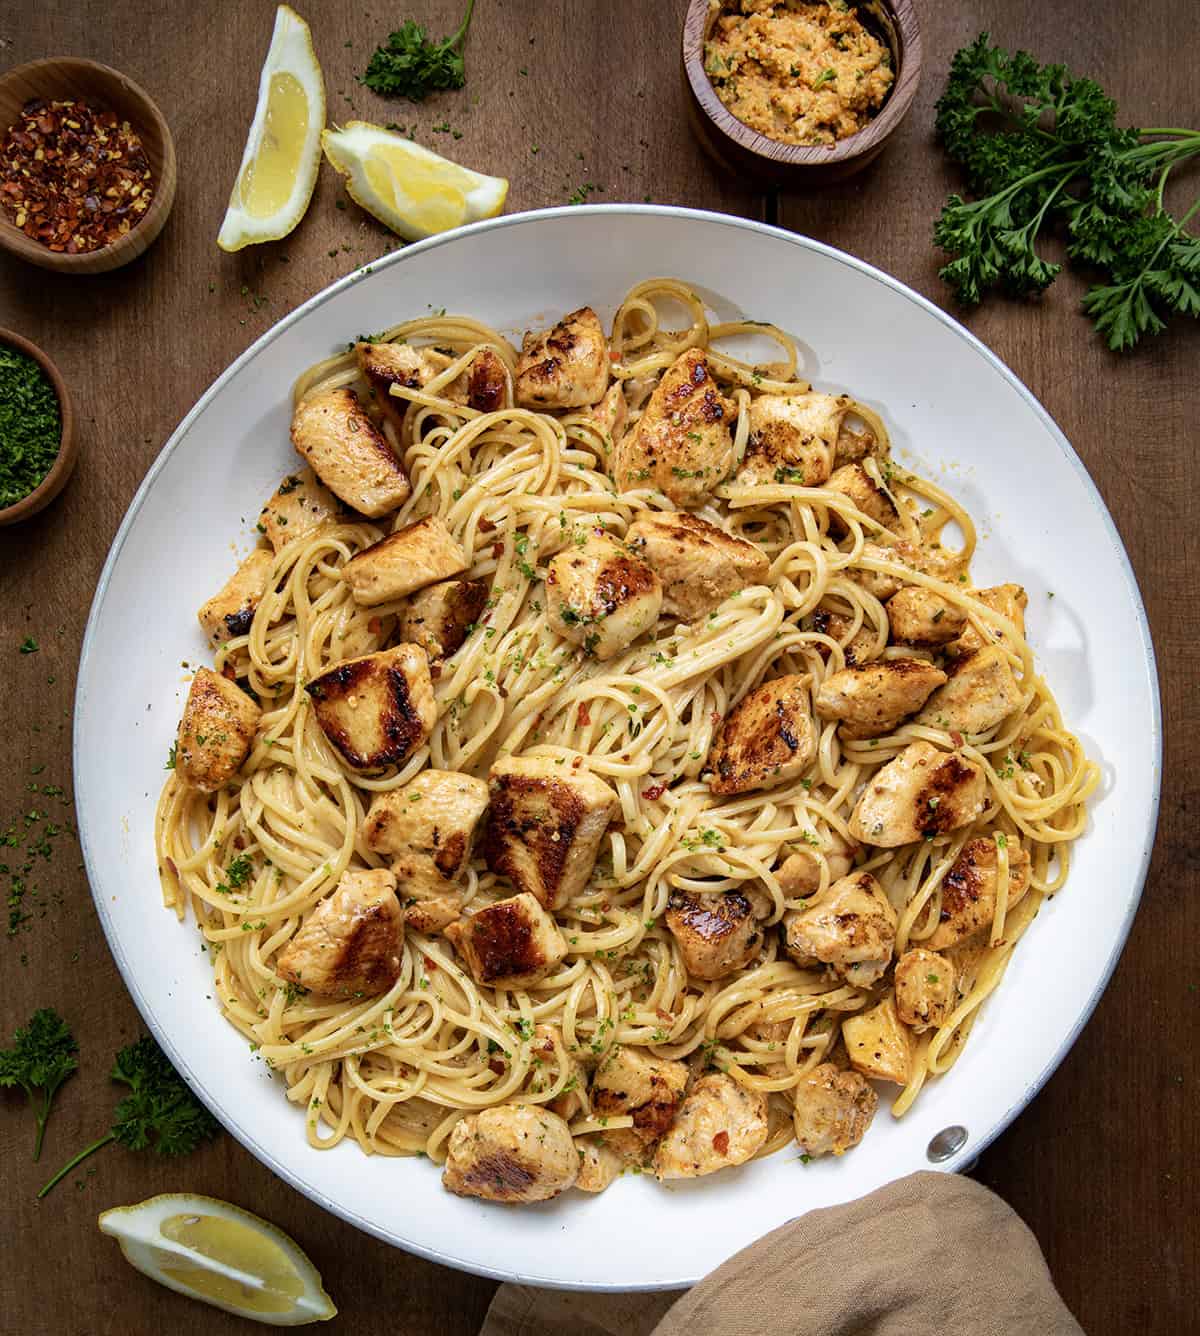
0,1008 -> 79,1161
360,0 -> 476,101
934,34 -> 1200,349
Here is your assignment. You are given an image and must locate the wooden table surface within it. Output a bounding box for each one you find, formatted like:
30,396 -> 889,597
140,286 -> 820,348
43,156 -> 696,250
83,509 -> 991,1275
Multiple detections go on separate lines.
1,2 -> 1195,1332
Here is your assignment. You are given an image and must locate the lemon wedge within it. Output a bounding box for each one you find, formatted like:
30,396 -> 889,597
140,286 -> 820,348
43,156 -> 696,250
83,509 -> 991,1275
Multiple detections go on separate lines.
321,121 -> 508,241
99,1193 -> 336,1326
218,5 -> 326,252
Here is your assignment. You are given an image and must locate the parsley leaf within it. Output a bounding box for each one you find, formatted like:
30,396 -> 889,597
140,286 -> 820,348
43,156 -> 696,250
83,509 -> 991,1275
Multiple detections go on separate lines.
360,0 -> 476,101
0,1008 -> 78,1161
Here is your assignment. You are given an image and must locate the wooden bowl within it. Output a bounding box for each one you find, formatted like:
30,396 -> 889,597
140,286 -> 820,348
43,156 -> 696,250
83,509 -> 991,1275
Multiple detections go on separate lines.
0,327 -> 77,526
0,57 -> 176,273
682,0 -> 922,185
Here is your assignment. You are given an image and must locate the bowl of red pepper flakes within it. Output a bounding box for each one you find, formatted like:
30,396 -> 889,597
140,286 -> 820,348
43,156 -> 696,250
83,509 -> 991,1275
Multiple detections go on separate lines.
0,57 -> 176,274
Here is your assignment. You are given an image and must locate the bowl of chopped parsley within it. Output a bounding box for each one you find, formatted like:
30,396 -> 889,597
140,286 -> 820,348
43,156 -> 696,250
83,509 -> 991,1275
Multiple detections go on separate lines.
0,327 -> 75,526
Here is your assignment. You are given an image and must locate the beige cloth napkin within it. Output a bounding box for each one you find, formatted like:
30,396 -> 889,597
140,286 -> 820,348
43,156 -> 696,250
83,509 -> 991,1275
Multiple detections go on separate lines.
481,1171 -> 1084,1336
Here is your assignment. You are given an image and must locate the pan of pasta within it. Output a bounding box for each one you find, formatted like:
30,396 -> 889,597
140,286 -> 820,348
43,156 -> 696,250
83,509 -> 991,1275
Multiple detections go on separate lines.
76,207 -> 1159,1289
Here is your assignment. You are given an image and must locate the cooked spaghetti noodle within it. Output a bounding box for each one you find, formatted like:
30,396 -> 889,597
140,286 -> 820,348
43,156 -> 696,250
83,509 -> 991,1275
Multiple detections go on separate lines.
156,278 -> 1097,1190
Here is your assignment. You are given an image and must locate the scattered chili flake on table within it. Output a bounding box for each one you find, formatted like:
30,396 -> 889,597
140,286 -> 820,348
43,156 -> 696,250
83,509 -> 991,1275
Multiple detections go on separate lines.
0,97 -> 154,254
0,346 -> 61,509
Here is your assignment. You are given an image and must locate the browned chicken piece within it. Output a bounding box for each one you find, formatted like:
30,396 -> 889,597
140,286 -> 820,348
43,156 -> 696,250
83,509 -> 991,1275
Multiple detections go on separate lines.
848,741 -> 987,847
290,387 -> 411,518
443,891 -> 568,988
791,1063 -> 878,1158
342,515 -> 468,608
276,868 -> 403,999
653,1073 -> 768,1180
587,382 -> 628,451
461,348 -> 510,414
894,948 -> 957,1030
399,578 -> 487,660
175,668 -> 262,793
442,1105 -> 578,1203
626,511 -> 769,623
574,1139 -> 624,1193
947,583 -> 1029,658
484,755 -> 618,910
887,586 -> 968,647
259,469 -> 346,553
706,674 -> 817,796
783,871 -> 897,987
737,391 -> 850,487
775,828 -> 857,898
814,659 -> 947,740
358,342 -> 510,433
545,528 -> 662,660
845,542 -> 911,602
925,836 -> 1032,950
306,643 -> 435,772
362,770 -> 490,910
514,306 -> 609,410
807,605 -> 882,667
197,548 -> 274,646
823,463 -> 900,537
842,995 -> 913,1085
915,646 -> 1022,735
592,1047 -> 690,1153
832,419 -> 877,468
402,895 -> 462,934
614,348 -> 735,507
664,889 -> 763,981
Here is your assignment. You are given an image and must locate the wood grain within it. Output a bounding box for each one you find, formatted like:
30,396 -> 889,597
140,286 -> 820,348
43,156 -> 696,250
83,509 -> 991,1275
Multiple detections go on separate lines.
0,2 -> 1194,1334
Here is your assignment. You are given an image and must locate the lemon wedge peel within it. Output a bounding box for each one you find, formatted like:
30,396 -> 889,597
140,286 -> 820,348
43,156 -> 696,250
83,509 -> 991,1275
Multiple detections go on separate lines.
99,1193 -> 336,1327
321,120 -> 508,242
217,5 -> 326,252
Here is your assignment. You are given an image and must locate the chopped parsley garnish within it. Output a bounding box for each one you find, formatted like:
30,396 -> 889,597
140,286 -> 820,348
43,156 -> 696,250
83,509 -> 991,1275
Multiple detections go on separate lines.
360,0 -> 476,101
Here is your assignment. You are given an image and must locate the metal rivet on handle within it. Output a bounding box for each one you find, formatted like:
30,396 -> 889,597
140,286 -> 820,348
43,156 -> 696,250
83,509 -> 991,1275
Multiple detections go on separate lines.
926,1125 -> 968,1162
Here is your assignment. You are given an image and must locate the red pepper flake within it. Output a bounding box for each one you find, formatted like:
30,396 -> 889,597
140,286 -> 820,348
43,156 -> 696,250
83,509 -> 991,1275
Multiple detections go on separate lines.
711,711 -> 722,727
655,1008 -> 674,1024
712,1130 -> 730,1156
642,783 -> 666,800
950,729 -> 965,748
367,616 -> 382,635
577,702 -> 591,726
1,97 -> 155,254
221,663 -> 237,681
423,956 -> 438,971
491,541 -> 504,558
478,516 -> 496,533
488,1057 -> 506,1075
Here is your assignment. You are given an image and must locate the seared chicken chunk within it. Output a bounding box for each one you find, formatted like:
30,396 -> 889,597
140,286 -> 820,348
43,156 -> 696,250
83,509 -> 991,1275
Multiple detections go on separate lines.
654,1073 -> 768,1180
776,828 -> 857,898
832,419 -> 877,468
894,948 -> 956,1030
514,306 -> 609,410
626,511 -> 769,623
887,586 -> 967,647
849,741 -> 987,847
197,548 -> 274,646
545,528 -> 662,660
484,756 -> 618,910
665,889 -> 763,981
175,668 -> 261,793
306,644 -> 435,771
575,1139 -> 624,1193
926,836 -> 1032,950
290,387 -> 411,518
947,583 -> 1029,657
276,868 -> 403,999
259,469 -> 345,553
362,769 -> 489,901
444,892 -> 568,988
614,349 -> 735,507
443,1104 -> 578,1203
791,1063 -> 878,1158
815,659 -> 947,740
356,341 -> 443,435
823,463 -> 899,536
783,871 -> 897,987
808,605 -> 881,667
916,646 -> 1022,735
737,391 -> 849,488
846,542 -> 910,602
842,995 -> 913,1085
706,674 -> 817,795
343,515 -> 468,608
593,1046 -> 690,1151
399,578 -> 487,660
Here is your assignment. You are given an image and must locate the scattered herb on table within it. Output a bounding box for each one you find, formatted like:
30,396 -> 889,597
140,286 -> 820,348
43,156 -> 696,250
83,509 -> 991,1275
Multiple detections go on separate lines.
39,1035 -> 220,1197
0,1008 -> 78,1160
0,347 -> 61,509
360,0 -> 476,101
934,34 -> 1200,349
